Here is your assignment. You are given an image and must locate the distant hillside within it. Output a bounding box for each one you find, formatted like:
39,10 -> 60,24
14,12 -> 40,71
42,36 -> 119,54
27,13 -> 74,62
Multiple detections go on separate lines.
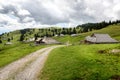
0,24 -> 120,44
77,20 -> 120,33
0,27 -> 80,43
53,24 -> 120,44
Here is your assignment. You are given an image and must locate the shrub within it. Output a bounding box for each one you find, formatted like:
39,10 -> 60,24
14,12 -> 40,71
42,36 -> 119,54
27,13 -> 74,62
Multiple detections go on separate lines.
0,40 -> 2,43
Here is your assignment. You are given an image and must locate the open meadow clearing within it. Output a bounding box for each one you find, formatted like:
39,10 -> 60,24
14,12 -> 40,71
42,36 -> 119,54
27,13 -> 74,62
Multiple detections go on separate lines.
0,0 -> 120,79
0,43 -> 47,67
40,44 -> 120,80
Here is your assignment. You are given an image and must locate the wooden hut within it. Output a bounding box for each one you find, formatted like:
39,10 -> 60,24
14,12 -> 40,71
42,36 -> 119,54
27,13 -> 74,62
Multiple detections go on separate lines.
85,33 -> 119,44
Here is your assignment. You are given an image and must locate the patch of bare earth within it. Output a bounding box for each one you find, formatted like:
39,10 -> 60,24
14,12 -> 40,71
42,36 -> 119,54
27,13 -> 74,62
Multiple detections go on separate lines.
0,45 -> 63,80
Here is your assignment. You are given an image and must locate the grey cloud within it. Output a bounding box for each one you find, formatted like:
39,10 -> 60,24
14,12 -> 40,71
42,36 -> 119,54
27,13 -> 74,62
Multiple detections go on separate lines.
68,0 -> 96,23
0,5 -> 33,23
116,11 -> 120,19
0,21 -> 8,27
22,0 -> 93,24
0,0 -> 120,26
0,5 -> 17,14
22,0 -> 70,25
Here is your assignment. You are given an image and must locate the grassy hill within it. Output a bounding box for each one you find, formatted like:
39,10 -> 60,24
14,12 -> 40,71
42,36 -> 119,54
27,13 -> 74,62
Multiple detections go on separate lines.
40,44 -> 120,80
0,42 -> 49,67
0,24 -> 120,44
0,24 -> 120,68
40,24 -> 120,80
0,28 -> 38,44
0,24 -> 120,79
0,28 -> 54,67
53,24 -> 120,44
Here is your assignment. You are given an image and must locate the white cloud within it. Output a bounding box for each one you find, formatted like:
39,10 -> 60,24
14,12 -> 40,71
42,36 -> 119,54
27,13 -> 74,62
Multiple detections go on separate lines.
0,5 -> 3,10
0,13 -> 18,25
0,0 -> 120,34
18,9 -> 31,16
22,17 -> 34,23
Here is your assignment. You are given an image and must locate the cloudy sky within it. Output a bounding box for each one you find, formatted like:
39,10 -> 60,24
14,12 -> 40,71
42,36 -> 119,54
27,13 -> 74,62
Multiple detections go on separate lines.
0,0 -> 120,34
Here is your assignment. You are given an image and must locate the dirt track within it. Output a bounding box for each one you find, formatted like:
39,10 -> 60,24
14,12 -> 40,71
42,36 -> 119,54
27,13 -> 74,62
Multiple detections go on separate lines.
0,45 -> 63,80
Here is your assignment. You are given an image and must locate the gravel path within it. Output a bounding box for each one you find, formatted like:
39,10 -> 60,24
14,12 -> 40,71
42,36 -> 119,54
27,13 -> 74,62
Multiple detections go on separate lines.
0,45 -> 63,80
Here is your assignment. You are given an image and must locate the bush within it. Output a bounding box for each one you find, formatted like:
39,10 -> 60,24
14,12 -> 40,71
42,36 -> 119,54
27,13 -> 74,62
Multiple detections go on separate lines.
0,40 -> 2,43
98,50 -> 107,54
7,38 -> 11,42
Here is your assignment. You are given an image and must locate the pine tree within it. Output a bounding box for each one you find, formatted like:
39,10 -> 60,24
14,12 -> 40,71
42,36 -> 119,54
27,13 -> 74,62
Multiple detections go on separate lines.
11,37 -> 13,40
73,27 -> 77,34
34,34 -> 38,41
8,38 -> 11,42
20,34 -> 24,41
0,40 -> 2,44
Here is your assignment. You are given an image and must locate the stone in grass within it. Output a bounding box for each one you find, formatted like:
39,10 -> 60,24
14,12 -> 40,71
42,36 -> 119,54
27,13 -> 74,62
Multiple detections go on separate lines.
109,49 -> 120,54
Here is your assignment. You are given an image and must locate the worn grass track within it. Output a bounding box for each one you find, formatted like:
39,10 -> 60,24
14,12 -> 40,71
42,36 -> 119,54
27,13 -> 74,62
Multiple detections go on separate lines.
0,45 -> 64,80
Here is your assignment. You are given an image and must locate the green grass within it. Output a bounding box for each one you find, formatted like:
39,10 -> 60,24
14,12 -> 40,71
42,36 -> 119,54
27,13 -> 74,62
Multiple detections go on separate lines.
83,24 -> 120,40
40,44 -> 120,80
0,43 -> 48,67
53,35 -> 85,44
1,24 -> 120,44
54,24 -> 120,44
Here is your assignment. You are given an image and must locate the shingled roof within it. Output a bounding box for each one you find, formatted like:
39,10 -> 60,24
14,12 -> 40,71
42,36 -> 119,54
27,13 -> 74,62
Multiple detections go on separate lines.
85,33 -> 119,43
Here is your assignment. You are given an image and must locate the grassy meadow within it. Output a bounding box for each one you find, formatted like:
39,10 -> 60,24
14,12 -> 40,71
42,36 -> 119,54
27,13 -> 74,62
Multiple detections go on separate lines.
53,35 -> 85,44
0,43 -> 48,67
0,24 -> 120,79
54,24 -> 120,44
40,44 -> 120,80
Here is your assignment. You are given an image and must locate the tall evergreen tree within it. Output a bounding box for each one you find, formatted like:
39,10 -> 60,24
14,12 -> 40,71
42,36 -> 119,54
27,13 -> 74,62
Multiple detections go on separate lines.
73,27 -> 77,34
0,40 -> 2,43
7,38 -> 11,42
11,37 -> 13,40
20,34 -> 24,41
34,34 -> 38,41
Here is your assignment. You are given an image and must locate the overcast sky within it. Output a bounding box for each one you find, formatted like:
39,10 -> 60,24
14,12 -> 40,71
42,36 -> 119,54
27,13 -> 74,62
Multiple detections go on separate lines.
0,0 -> 120,34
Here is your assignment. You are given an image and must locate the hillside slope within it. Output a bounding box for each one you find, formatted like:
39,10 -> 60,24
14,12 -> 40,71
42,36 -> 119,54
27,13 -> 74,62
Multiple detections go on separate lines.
0,28 -> 39,44
53,24 -> 120,44
0,24 -> 120,44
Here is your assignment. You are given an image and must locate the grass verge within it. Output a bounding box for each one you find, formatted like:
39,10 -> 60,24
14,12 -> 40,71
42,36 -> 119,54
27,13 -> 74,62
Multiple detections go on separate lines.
40,44 -> 120,80
0,43 -> 48,67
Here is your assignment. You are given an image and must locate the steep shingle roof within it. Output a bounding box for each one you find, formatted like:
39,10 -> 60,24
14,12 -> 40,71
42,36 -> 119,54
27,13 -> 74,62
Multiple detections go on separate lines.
85,33 -> 118,43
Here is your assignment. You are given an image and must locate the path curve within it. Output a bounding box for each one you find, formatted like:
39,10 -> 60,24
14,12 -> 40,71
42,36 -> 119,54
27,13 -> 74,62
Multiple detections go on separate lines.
0,45 -> 64,80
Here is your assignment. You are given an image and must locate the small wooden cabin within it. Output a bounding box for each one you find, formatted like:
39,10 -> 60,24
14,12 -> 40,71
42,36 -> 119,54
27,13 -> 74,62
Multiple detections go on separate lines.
85,33 -> 119,44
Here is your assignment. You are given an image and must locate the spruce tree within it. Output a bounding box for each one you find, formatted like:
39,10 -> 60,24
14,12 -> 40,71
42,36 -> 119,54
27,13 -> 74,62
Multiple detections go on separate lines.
0,40 -> 2,43
20,34 -> 24,41
8,38 -> 11,42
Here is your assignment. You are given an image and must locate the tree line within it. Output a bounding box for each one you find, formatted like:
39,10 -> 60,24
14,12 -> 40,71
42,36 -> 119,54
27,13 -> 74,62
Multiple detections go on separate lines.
19,27 -> 81,41
19,20 -> 120,41
0,33 -> 13,44
77,20 -> 120,32
0,20 -> 119,42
